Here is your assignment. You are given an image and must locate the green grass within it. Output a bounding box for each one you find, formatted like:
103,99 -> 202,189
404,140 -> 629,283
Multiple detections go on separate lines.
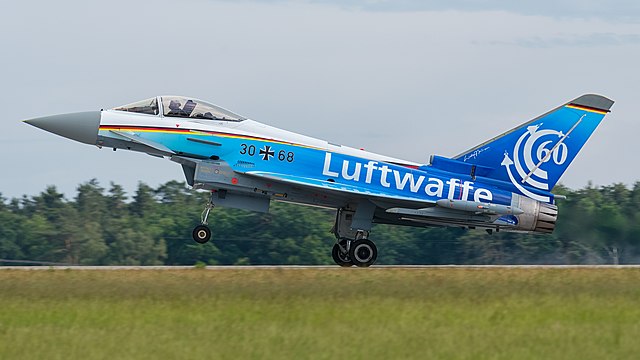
0,268 -> 639,359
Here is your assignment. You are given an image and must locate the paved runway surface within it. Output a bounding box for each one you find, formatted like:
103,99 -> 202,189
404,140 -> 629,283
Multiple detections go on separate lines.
1,265 -> 640,270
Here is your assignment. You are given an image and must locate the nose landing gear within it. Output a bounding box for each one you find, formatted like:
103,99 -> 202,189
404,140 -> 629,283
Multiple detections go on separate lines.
192,192 -> 214,244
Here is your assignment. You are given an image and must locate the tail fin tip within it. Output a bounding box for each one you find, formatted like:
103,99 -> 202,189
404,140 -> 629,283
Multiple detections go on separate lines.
569,94 -> 614,113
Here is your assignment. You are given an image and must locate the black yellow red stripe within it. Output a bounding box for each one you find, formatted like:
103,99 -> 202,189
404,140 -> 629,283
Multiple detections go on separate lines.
565,104 -> 609,115
99,125 -> 323,150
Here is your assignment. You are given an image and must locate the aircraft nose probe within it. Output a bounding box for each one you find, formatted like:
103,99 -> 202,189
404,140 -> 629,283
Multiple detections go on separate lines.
23,111 -> 101,145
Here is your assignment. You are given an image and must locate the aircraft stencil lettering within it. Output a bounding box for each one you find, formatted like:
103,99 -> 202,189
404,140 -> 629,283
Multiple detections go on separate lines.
24,94 -> 614,267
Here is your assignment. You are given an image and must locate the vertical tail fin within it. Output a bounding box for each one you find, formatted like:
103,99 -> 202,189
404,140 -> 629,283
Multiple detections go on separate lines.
454,94 -> 613,200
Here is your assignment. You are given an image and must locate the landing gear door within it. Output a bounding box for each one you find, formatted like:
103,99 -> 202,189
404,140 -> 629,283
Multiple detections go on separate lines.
333,208 -> 359,240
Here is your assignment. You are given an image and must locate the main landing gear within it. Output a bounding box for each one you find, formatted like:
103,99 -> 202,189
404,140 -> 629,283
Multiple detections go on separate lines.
331,232 -> 378,267
331,208 -> 378,267
192,192 -> 214,244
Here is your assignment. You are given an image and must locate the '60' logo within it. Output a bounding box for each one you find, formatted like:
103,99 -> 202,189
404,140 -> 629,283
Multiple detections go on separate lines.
501,123 -> 571,202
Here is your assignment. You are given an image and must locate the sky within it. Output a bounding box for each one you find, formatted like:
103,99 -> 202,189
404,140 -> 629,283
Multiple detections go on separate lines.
1,0 -> 639,200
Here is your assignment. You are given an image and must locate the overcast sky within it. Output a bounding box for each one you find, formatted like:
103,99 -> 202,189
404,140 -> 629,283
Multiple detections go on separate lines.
1,0 -> 639,200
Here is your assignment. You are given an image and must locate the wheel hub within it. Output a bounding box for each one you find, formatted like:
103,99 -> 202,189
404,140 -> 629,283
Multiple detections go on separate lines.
354,244 -> 373,262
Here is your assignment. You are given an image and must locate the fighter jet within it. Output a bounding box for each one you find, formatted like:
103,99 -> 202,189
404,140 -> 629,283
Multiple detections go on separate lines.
24,94 -> 613,267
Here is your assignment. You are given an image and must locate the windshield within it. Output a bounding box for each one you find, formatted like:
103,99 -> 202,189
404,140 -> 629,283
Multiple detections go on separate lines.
161,96 -> 245,121
112,97 -> 159,115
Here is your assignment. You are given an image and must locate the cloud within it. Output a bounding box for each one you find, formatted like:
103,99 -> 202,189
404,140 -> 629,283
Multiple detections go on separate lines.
484,33 -> 640,48
237,0 -> 640,22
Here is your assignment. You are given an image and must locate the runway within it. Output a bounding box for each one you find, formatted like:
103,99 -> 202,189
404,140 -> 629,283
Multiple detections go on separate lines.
1,265 -> 639,270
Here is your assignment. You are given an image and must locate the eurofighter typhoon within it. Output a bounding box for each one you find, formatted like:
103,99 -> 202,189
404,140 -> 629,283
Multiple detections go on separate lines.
24,94 -> 613,267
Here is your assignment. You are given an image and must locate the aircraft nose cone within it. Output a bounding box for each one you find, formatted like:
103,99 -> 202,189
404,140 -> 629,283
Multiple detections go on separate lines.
24,111 -> 101,145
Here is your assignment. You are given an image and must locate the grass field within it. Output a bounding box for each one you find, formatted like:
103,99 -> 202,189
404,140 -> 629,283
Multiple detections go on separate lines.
0,268 -> 639,359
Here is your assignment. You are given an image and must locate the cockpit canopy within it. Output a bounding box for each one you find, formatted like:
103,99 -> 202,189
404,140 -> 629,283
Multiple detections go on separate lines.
113,97 -> 159,115
112,96 -> 245,122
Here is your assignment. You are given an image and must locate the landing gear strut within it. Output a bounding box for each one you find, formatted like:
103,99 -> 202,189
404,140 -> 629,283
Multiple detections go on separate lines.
331,208 -> 378,267
192,192 -> 214,244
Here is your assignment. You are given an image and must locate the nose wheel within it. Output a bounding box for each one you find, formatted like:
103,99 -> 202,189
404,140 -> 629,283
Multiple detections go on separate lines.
192,225 -> 211,244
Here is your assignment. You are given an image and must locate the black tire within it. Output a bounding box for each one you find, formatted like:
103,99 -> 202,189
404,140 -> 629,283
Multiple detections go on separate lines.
349,239 -> 377,267
332,240 -> 353,267
192,225 -> 211,244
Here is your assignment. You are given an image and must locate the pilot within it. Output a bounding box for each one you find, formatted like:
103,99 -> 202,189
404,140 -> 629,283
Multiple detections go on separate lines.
167,100 -> 187,117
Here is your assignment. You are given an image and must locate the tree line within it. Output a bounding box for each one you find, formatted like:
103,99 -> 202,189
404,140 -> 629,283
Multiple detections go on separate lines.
1,180 -> 639,265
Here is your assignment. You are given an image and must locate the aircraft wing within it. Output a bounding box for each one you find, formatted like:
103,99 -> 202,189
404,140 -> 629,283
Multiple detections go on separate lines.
243,170 -> 436,207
